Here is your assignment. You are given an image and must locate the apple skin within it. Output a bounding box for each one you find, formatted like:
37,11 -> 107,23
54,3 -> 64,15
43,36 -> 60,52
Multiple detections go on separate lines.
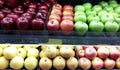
114,6 -> 120,14
105,21 -> 119,32
85,47 -> 97,59
83,3 -> 92,10
13,6 -> 24,15
0,56 -> 9,69
98,10 -> 107,18
26,8 -> 36,16
87,15 -> 100,23
60,20 -> 74,35
7,12 -> 19,20
29,3 -> 37,9
99,1 -> 109,7
74,21 -> 88,35
74,5 -> 85,12
38,4 -> 48,11
85,10 -> 97,16
79,57 -> 91,70
116,57 -> 120,69
92,57 -> 104,70
52,4 -> 62,11
62,15 -> 73,21
49,14 -> 61,22
109,47 -> 120,60
97,47 -> 109,59
31,18 -> 44,30
51,9 -> 62,17
82,45 -> 93,50
92,5 -> 102,12
21,13 -> 33,21
63,10 -> 74,17
0,11 -> 5,20
104,58 -> 115,69
77,49 -> 85,58
17,48 -> 26,58
63,5 -> 73,11
74,13 -> 86,23
16,17 -> 29,30
1,7 -> 11,14
35,10 -> 48,20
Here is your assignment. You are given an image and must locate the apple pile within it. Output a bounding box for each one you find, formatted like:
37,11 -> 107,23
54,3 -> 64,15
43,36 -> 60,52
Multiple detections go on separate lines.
0,44 -> 39,70
76,45 -> 120,70
74,0 -> 120,35
39,45 -> 78,70
0,0 -> 55,30
47,4 -> 74,35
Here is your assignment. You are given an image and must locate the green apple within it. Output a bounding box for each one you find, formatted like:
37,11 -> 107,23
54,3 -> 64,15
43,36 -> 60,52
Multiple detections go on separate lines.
100,13 -> 114,23
85,10 -> 97,16
115,6 -> 120,14
3,47 -> 18,59
74,5 -> 85,12
98,10 -> 107,17
0,47 -> 2,56
109,0 -> 118,8
74,21 -> 88,35
83,3 -> 92,11
105,21 -> 119,32
92,5 -> 102,12
99,1 -> 109,7
115,15 -> 120,23
74,11 -> 85,16
110,12 -> 118,18
10,56 -> 24,69
27,48 -> 39,58
89,20 -> 104,32
0,56 -> 9,69
24,57 -> 38,70
18,48 -> 26,58
74,12 -> 86,22
87,15 -> 100,23
103,6 -> 114,12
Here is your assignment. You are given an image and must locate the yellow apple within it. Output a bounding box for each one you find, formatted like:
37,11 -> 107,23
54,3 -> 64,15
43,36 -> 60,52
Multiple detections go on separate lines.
0,47 -> 3,56
39,50 -> 46,58
27,48 -> 39,58
23,45 -> 32,51
3,47 -> 18,59
0,56 -> 9,69
10,56 -> 24,69
18,48 -> 26,58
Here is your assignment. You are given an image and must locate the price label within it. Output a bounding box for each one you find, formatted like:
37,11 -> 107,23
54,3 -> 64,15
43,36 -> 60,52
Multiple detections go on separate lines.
47,39 -> 62,44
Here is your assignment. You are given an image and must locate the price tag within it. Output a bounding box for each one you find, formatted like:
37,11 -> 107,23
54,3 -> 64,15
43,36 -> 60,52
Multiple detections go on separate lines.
47,39 -> 62,44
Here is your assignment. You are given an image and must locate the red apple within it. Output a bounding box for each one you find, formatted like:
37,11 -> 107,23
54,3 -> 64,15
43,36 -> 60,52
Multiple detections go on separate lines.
29,3 -> 37,9
38,4 -> 48,11
52,4 -> 62,11
116,57 -> 120,69
97,47 -> 109,59
49,14 -> 61,22
35,11 -> 47,20
77,49 -> 85,58
94,45 -> 106,50
16,17 -> 29,30
0,11 -> 5,20
26,8 -> 36,16
31,18 -> 44,30
79,57 -> 91,70
60,20 -> 74,35
21,13 -> 33,21
63,10 -> 74,16
51,9 -> 62,17
13,6 -> 24,15
7,12 -> 19,20
1,17 -> 15,30
82,45 -> 93,50
62,15 -> 73,21
85,47 -> 97,59
63,5 -> 73,11
109,47 -> 120,60
0,0 -> 4,8
104,58 -> 115,69
92,57 -> 104,70
1,7 -> 11,14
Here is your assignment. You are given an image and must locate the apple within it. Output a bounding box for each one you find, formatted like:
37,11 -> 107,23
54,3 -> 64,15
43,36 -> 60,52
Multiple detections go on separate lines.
51,9 -> 62,17
24,57 -> 38,70
83,3 -> 92,10
13,6 -> 24,15
92,5 -> 102,12
63,10 -> 74,17
115,6 -> 120,14
77,49 -> 85,58
82,45 -> 93,50
49,14 -> 61,22
116,57 -> 120,69
79,57 -> 91,70
104,6 -> 114,12
31,18 -> 44,30
3,46 -> 17,59
74,12 -> 86,23
0,47 -> 2,56
18,48 -> 26,58
10,56 -> 24,69
52,4 -> 62,11
75,45 -> 83,51
0,0 -> 4,8
87,15 -> 100,23
85,47 -> 97,59
97,47 -> 109,59
74,21 -> 88,35
0,44 -> 9,49
104,58 -> 115,69
85,10 -> 97,16
7,12 -> 19,20
47,19 -> 59,34
0,11 -> 5,20
16,17 -> 29,30
0,56 -> 9,69
62,15 -> 73,21
74,5 -> 85,12
109,47 -> 120,60
35,11 -> 48,20
105,21 -> 119,32
27,48 -> 39,58
97,10 -> 107,17
29,3 -> 37,9
100,13 -> 114,23
21,13 -> 33,21
75,11 -> 85,16
115,15 -> 120,23
26,8 -> 36,16
38,4 -> 48,11
99,1 -> 109,7
1,7 -> 11,14
92,57 -> 104,70
63,5 -> 73,11
60,20 -> 74,35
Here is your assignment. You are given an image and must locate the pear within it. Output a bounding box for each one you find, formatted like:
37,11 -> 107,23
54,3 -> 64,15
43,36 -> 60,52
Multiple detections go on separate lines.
39,57 -> 52,70
53,56 -> 65,70
45,46 -> 58,59
60,47 -> 74,58
0,56 -> 9,69
10,56 -> 24,69
40,50 -> 46,58
67,57 -> 78,70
